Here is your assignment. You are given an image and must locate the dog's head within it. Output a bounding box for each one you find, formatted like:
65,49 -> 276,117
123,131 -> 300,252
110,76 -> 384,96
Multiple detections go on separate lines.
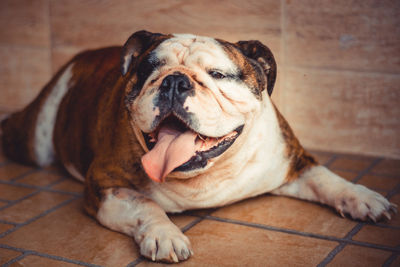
122,30 -> 276,182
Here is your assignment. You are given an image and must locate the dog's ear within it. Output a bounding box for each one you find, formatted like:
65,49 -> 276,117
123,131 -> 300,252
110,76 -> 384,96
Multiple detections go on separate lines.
235,40 -> 277,96
121,30 -> 165,76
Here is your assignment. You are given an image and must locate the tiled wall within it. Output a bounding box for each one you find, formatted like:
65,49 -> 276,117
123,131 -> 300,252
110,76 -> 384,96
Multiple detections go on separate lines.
0,0 -> 399,159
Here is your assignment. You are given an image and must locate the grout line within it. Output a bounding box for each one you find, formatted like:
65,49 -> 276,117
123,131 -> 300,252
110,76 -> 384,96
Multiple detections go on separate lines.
385,183 -> 400,200
0,179 -> 82,197
2,251 -> 32,267
181,216 -> 204,233
0,244 -> 103,267
317,157 -> 386,266
0,161 -> 11,168
0,195 -> 80,239
316,243 -> 346,267
0,219 -> 18,226
383,252 -> 399,267
280,0 -> 287,113
204,215 -> 400,252
0,190 -> 41,212
10,168 -> 41,182
126,257 -> 145,267
351,158 -> 383,184
323,155 -> 339,168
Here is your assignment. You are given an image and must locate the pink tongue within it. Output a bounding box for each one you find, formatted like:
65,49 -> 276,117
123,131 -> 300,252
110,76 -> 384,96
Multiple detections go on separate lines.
141,125 -> 198,182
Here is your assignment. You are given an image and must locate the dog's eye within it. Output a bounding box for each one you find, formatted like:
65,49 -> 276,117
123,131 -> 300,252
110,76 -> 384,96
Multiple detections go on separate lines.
208,70 -> 226,79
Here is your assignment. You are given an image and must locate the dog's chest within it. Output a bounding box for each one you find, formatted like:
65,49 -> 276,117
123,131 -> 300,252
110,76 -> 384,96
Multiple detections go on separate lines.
147,141 -> 289,212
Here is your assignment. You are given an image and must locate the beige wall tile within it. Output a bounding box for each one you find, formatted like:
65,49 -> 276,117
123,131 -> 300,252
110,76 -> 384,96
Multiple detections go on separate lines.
0,46 -> 51,111
285,0 -> 400,73
50,0 -> 280,49
0,0 -> 50,48
281,68 -> 400,158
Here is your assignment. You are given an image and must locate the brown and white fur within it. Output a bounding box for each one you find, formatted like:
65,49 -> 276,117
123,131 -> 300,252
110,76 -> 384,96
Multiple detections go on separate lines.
1,30 -> 396,263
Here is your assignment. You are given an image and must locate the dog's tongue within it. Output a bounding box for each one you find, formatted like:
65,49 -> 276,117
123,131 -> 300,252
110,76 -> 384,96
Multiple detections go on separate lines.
141,125 -> 198,182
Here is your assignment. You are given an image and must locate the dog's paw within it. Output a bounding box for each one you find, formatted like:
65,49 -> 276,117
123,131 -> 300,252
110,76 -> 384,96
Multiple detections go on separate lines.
138,223 -> 193,263
335,184 -> 397,222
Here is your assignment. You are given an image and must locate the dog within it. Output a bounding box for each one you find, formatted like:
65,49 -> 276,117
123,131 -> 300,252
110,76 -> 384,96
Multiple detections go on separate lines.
1,30 -> 396,262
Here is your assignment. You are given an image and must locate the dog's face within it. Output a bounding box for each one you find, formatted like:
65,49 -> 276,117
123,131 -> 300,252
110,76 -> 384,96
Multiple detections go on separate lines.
121,31 -> 276,182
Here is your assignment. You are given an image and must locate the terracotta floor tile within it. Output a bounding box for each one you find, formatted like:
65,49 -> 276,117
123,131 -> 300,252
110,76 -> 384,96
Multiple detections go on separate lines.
168,214 -> 198,229
327,245 -> 391,267
352,225 -> 400,247
329,157 -> 374,172
0,247 -> 21,265
211,195 -> 357,238
0,163 -> 35,181
333,170 -> 359,181
10,255 -> 80,267
138,219 -> 338,266
371,159 -> 400,176
357,174 -> 399,192
387,193 -> 400,227
0,199 -> 140,266
50,178 -> 83,194
0,184 -> 35,201
392,255 -> 400,266
0,191 -> 71,224
0,223 -> 14,234
0,153 -> 7,164
16,171 -> 63,187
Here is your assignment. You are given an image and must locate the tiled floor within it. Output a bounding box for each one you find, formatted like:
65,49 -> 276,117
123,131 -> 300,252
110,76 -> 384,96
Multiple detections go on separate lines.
0,148 -> 399,267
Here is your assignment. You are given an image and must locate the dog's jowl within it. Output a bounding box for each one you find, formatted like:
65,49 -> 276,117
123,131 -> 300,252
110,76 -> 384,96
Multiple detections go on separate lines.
1,30 -> 396,262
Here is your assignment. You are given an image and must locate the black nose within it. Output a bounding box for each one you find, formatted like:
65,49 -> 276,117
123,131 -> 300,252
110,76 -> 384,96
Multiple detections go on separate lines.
160,74 -> 192,96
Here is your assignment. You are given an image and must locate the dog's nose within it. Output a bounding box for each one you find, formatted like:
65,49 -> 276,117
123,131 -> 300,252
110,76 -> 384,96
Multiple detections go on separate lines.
160,74 -> 192,95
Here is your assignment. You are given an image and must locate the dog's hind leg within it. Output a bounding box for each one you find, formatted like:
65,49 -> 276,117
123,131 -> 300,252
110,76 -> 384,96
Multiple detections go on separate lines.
271,165 -> 397,222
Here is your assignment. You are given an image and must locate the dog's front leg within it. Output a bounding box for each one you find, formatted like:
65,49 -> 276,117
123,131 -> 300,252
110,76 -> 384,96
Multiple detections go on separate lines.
95,187 -> 193,262
272,165 -> 397,222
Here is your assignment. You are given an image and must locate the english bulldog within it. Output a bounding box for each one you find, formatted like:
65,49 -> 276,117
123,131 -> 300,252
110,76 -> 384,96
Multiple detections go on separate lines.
1,30 -> 396,262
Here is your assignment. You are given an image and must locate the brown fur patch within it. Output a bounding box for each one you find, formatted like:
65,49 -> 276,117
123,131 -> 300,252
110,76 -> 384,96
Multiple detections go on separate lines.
1,61 -> 76,165
49,47 -> 151,217
273,104 -> 317,182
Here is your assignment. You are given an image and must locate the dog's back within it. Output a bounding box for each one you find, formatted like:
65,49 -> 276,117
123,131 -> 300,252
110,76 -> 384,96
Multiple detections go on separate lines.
1,47 -> 122,167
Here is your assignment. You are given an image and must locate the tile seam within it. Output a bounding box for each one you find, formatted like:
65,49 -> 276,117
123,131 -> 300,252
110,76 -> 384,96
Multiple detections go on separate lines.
204,216 -> 400,252
1,251 -> 32,267
10,168 -> 41,182
0,195 -> 80,239
323,155 -> 339,168
0,190 -> 41,212
351,158 -> 383,183
0,243 -> 102,267
0,178 -> 82,197
383,252 -> 399,267
316,157 -> 383,266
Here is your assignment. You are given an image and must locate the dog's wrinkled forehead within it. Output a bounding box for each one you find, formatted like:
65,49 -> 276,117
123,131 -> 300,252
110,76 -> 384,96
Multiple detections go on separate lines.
150,34 -> 238,73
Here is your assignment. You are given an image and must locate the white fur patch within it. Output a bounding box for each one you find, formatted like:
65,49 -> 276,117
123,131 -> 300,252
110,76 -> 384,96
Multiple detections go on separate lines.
34,64 -> 74,166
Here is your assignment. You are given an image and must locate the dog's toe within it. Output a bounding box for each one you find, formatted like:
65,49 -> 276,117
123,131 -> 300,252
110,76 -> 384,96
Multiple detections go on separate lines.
139,224 -> 192,263
335,184 -> 396,222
